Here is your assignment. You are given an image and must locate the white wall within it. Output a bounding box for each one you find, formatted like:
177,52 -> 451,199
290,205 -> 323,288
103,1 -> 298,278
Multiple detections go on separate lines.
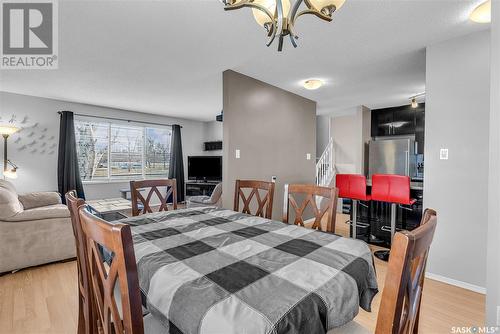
487,0 -> 500,325
202,121 -> 223,156
424,31 -> 490,291
329,105 -> 371,175
0,92 -> 212,199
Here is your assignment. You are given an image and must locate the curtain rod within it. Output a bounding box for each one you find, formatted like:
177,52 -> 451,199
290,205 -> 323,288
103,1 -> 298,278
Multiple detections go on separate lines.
57,111 -> 182,128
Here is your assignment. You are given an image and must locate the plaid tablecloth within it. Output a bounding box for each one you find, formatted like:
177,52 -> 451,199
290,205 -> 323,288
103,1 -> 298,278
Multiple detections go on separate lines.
119,206 -> 378,334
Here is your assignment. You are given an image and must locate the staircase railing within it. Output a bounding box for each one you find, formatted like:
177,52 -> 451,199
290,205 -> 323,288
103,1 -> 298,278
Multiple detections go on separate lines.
316,137 -> 335,187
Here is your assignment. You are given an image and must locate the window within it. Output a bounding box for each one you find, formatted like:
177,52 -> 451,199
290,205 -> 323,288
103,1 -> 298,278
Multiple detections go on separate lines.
75,118 -> 172,182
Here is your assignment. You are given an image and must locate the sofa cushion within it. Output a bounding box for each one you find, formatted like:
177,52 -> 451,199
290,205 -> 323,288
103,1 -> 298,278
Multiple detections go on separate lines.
0,180 -> 23,220
19,192 -> 62,210
3,204 -> 70,222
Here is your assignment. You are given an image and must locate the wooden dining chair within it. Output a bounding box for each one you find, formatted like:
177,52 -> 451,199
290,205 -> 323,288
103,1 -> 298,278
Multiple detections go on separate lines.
65,191 -> 95,334
375,208 -> 437,334
233,179 -> 275,219
78,207 -> 145,334
283,184 -> 338,233
331,209 -> 437,334
130,179 -> 177,216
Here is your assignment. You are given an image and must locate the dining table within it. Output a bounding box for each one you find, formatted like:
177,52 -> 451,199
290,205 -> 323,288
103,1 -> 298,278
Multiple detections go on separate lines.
116,206 -> 379,334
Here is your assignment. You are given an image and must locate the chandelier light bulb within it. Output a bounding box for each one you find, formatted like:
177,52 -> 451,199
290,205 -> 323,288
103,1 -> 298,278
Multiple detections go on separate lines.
469,0 -> 491,23
252,0 -> 291,27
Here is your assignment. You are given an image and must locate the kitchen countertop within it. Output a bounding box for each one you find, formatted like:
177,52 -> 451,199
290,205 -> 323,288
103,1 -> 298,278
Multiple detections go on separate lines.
366,179 -> 424,191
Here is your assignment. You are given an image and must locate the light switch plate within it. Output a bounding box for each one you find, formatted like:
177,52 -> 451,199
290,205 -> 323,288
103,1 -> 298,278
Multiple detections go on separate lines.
306,153 -> 311,160
235,149 -> 240,159
440,149 -> 449,160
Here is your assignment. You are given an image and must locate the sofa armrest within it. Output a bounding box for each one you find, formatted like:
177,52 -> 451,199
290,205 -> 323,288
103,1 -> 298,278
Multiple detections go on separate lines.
18,192 -> 62,210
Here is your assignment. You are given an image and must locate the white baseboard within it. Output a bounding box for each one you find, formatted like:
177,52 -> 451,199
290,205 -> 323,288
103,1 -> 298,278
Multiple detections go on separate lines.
425,272 -> 486,294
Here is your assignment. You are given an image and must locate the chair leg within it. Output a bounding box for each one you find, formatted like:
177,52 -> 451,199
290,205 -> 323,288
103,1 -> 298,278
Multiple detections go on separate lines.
390,202 -> 397,241
77,295 -> 85,334
374,202 -> 396,262
352,200 -> 357,239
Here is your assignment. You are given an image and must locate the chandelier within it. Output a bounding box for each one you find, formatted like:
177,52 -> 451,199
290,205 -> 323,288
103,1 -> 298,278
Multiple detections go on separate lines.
222,0 -> 346,51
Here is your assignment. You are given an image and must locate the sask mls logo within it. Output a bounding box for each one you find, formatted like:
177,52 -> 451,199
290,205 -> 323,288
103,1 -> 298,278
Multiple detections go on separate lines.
1,0 -> 58,69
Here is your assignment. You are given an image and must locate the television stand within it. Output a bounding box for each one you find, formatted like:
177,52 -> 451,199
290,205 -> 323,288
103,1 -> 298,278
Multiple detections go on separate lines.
186,180 -> 220,196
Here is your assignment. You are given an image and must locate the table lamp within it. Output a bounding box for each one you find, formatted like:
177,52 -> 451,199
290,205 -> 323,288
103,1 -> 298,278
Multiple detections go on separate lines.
0,125 -> 20,179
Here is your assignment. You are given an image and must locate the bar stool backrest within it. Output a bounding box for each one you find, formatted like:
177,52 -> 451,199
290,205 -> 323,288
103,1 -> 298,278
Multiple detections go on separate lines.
335,174 -> 369,201
371,174 -> 412,205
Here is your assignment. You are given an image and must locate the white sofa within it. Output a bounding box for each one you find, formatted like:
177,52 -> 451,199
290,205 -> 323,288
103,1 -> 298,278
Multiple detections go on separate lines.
0,180 -> 75,273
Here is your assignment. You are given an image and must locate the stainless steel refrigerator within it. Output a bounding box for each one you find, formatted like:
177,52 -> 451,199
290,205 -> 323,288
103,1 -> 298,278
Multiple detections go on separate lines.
368,137 -> 416,179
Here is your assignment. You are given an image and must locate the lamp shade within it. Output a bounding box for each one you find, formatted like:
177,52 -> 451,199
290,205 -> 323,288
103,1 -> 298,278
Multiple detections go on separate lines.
252,0 -> 291,27
470,0 -> 491,23
3,169 -> 17,179
308,0 -> 345,13
0,125 -> 20,136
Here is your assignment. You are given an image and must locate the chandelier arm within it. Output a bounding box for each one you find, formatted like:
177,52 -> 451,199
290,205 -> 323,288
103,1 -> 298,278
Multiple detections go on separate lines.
278,35 -> 284,51
266,29 -> 278,47
287,0 -> 305,48
289,33 -> 298,48
276,0 -> 285,38
296,8 -> 333,22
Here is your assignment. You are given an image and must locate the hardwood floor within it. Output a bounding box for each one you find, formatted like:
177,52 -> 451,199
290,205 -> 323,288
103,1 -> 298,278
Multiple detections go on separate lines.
0,214 -> 485,334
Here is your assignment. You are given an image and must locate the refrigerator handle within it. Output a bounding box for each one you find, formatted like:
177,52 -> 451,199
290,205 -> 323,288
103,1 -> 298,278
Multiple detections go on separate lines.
405,150 -> 410,176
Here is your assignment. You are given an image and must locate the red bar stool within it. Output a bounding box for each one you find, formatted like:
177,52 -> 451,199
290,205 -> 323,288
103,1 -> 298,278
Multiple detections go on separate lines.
335,174 -> 371,239
371,174 -> 416,261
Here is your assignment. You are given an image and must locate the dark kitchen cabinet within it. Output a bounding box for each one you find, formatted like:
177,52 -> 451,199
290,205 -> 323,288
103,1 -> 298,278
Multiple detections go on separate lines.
371,104 -> 425,139
371,109 -> 393,136
392,107 -> 416,135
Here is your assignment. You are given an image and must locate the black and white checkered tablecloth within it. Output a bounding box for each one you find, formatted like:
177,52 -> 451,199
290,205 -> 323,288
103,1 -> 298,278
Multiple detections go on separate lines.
118,206 -> 378,334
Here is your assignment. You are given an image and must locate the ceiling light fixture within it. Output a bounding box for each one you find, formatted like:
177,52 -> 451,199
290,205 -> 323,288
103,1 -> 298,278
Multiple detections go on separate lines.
470,0 -> 491,23
222,0 -> 346,51
411,98 -> 418,109
303,79 -> 324,90
410,92 -> 425,109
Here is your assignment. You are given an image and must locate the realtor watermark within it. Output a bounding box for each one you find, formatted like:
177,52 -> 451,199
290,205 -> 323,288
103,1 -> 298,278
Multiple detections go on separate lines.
1,0 -> 58,69
451,327 -> 500,334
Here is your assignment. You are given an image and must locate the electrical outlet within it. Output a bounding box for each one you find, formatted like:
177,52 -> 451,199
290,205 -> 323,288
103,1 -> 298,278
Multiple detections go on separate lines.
235,149 -> 240,159
271,176 -> 277,183
306,153 -> 311,160
439,148 -> 449,160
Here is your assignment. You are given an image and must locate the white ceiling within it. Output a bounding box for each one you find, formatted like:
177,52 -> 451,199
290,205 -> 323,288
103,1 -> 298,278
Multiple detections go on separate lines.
0,0 -> 489,121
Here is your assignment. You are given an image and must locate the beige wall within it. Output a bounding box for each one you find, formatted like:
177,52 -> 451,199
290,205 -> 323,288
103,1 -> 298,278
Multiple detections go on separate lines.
222,70 -> 316,220
330,106 -> 371,175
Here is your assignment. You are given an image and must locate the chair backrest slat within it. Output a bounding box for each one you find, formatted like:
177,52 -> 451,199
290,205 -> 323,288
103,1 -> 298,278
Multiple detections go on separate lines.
233,180 -> 275,219
130,179 -> 177,216
375,209 -> 437,334
66,190 -> 95,334
79,207 -> 144,334
283,184 -> 338,233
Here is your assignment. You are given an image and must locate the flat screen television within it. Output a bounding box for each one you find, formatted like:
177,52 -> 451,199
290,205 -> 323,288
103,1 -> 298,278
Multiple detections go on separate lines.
188,156 -> 222,181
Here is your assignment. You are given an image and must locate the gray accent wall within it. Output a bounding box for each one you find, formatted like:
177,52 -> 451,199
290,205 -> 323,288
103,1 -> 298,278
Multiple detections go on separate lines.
222,70 -> 316,221
424,30 -> 490,290
487,0 -> 500,325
